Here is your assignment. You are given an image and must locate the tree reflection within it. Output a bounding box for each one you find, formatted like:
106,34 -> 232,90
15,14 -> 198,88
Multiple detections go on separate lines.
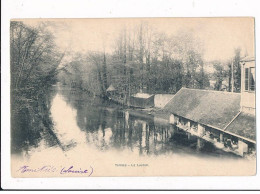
60,87 -> 177,156
21,86 -> 241,159
11,87 -> 59,155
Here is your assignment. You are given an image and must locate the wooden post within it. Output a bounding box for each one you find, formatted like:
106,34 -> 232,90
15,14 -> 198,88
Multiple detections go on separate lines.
238,140 -> 248,156
169,125 -> 175,137
169,114 -> 175,124
219,133 -> 223,143
167,127 -> 170,138
198,124 -> 205,136
187,121 -> 191,130
176,116 -> 179,125
197,138 -> 204,150
187,133 -> 191,140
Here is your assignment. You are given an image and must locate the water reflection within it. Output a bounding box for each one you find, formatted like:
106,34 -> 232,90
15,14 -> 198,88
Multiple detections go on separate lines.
50,94 -> 87,150
12,86 -> 241,160
54,86 -> 239,159
11,87 -> 59,155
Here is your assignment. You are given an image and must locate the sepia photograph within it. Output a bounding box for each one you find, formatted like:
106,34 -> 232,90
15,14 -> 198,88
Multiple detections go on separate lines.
10,18 -> 256,177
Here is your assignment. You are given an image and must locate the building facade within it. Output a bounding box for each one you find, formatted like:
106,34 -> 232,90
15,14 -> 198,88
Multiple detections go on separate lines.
164,56 -> 256,156
240,56 -> 255,115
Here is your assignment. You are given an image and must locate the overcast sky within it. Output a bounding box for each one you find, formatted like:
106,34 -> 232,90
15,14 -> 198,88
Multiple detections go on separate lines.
22,18 -> 254,62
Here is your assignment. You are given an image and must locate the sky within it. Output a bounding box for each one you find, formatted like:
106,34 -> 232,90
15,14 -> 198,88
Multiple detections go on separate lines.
22,18 -> 255,62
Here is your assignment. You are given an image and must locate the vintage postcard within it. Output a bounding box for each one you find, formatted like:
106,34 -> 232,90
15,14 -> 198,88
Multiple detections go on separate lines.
10,18 -> 256,177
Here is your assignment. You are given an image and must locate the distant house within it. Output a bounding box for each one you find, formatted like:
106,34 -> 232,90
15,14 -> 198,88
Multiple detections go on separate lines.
129,93 -> 155,108
106,84 -> 117,96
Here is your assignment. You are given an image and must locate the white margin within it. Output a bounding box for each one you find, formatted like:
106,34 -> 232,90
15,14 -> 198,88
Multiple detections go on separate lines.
1,0 -> 260,190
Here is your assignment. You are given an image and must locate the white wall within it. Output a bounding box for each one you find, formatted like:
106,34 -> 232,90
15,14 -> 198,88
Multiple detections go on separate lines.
154,94 -> 175,108
241,60 -> 255,112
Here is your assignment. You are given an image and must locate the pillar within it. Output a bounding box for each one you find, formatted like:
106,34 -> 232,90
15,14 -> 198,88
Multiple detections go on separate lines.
187,121 -> 191,130
176,116 -> 179,125
238,140 -> 248,156
169,125 -> 175,137
197,138 -> 204,150
219,133 -> 223,143
187,132 -> 191,140
198,124 -> 205,136
169,114 -> 175,124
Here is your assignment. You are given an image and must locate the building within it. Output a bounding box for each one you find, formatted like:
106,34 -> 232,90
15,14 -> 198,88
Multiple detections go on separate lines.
154,94 -> 175,108
129,93 -> 155,108
164,63 -> 256,157
240,56 -> 255,114
106,84 -> 126,105
106,84 -> 117,96
164,88 -> 241,130
224,56 -> 256,155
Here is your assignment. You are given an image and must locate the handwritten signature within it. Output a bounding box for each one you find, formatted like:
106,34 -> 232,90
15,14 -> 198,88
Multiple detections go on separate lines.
60,166 -> 93,176
17,165 -> 93,176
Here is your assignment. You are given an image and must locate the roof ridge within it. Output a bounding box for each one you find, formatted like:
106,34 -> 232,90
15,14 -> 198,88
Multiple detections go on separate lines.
240,56 -> 255,62
223,111 -> 241,130
163,87 -> 184,107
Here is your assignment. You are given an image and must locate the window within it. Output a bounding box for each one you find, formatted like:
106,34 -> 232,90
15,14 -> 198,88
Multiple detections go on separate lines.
245,67 -> 255,91
245,68 -> 249,91
249,67 -> 255,91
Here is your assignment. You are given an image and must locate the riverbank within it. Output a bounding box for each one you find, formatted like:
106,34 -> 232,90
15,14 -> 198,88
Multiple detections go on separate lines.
118,104 -> 256,159
55,87 -> 256,158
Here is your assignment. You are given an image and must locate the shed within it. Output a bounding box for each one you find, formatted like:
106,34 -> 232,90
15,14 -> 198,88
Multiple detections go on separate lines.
106,84 -> 117,96
106,84 -> 116,92
129,93 -> 155,108
154,94 -> 175,108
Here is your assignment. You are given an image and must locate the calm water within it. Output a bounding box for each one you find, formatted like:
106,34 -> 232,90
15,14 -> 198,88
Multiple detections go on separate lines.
12,85 -> 242,160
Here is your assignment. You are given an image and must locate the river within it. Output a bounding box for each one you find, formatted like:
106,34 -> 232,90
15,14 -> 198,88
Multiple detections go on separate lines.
11,85 -> 256,177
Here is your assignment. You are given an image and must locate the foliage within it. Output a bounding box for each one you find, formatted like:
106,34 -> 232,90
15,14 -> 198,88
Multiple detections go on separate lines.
233,48 -> 241,92
213,61 -> 228,91
10,21 -> 63,153
59,23 -> 210,99
212,48 -> 241,92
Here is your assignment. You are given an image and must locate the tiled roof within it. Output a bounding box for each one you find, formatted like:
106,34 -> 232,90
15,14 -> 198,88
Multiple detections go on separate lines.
225,112 -> 256,142
163,88 -> 241,129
